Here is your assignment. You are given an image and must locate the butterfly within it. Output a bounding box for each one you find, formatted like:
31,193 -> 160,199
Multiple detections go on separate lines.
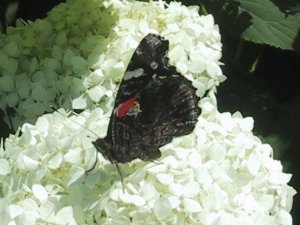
93,33 -> 200,166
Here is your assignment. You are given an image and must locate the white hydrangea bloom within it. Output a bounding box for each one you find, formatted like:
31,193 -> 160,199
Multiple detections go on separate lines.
0,0 -> 224,130
0,0 -> 295,224
0,98 -> 295,225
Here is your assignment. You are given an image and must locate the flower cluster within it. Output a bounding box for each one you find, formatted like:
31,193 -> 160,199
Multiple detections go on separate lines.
0,98 -> 295,225
0,0 -> 295,224
0,0 -> 224,130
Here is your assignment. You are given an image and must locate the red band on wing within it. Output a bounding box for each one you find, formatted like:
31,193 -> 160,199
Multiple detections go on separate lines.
117,96 -> 137,118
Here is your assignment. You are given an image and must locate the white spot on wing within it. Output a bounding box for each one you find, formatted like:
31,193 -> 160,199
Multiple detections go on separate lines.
150,61 -> 158,70
123,68 -> 144,80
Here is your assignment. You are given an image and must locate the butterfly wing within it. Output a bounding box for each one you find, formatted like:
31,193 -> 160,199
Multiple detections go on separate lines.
128,72 -> 200,161
112,34 -> 171,106
93,34 -> 200,163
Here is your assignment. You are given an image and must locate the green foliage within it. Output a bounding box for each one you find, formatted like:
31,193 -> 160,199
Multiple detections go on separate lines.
198,0 -> 300,52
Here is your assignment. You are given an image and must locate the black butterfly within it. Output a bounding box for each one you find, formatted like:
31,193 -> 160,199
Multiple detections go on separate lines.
93,33 -> 200,165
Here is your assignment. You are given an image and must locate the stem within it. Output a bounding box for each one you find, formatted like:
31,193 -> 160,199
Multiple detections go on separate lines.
199,2 -> 208,15
249,53 -> 262,74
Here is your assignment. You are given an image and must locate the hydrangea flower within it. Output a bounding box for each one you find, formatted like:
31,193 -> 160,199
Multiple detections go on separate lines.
0,0 -> 224,130
0,98 -> 295,225
0,0 -> 295,224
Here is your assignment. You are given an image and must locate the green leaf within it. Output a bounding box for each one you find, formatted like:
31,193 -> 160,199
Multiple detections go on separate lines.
271,0 -> 300,15
197,0 -> 300,52
238,0 -> 300,51
289,4 -> 300,14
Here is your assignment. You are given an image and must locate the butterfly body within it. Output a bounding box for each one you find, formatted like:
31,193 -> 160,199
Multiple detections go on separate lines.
93,34 -> 200,163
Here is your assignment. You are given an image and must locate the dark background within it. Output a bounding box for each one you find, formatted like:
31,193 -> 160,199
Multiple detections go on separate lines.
0,0 -> 299,223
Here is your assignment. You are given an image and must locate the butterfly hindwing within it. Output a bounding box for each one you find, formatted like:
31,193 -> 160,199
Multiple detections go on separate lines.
93,33 -> 200,163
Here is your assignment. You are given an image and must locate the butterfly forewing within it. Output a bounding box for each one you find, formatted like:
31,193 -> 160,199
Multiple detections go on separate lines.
93,33 -> 200,163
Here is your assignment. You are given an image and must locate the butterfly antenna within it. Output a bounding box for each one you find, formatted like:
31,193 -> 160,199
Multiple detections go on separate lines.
114,162 -> 125,191
85,150 -> 99,173
50,106 -> 100,139
50,106 -> 100,172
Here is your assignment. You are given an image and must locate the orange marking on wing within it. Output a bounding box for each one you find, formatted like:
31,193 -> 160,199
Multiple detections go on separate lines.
117,96 -> 138,118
